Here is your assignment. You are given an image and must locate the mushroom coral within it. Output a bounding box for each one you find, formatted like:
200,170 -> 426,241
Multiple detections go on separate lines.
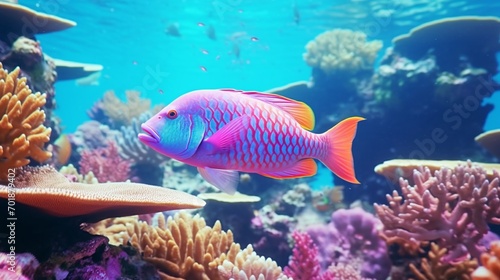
303,29 -> 382,75
0,166 -> 205,222
0,63 -> 51,181
90,212 -> 289,280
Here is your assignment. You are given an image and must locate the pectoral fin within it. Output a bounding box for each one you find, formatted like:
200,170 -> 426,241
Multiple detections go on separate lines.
258,158 -> 317,179
204,115 -> 250,154
198,167 -> 239,194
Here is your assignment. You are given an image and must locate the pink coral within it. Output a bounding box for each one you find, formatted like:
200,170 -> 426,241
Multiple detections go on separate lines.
79,142 -> 131,182
375,161 -> 500,263
284,231 -> 321,280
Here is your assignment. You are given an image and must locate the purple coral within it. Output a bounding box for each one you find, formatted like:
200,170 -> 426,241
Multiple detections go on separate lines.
284,231 -> 321,280
375,162 -> 500,263
307,208 -> 391,279
79,142 -> 131,182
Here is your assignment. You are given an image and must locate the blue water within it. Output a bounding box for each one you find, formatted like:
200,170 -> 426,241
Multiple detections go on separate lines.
21,0 -> 500,132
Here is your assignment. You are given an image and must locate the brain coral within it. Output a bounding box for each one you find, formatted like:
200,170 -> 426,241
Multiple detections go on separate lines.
0,63 -> 51,181
303,29 -> 382,75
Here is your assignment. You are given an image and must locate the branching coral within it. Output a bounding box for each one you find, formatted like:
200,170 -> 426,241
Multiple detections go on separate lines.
91,212 -> 289,280
100,90 -> 159,128
410,243 -> 477,280
375,162 -> 500,263
472,241 -> 500,280
303,29 -> 382,75
79,141 -> 131,183
116,111 -> 167,165
283,231 -> 321,280
218,244 -> 290,280
0,64 -> 51,181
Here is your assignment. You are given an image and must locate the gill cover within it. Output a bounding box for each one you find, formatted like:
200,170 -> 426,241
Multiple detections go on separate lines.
160,114 -> 206,159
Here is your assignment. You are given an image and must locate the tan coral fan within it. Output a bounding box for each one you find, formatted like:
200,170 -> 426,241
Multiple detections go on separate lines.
0,64 -> 51,180
0,166 -> 205,222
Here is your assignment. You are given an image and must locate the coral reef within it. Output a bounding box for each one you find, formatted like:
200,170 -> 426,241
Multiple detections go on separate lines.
116,111 -> 166,165
198,192 -> 260,250
375,159 -> 500,184
375,161 -> 500,263
303,29 -> 382,75
472,241 -> 500,280
94,90 -> 161,128
307,208 -> 390,279
0,165 -> 205,222
0,64 -> 51,181
116,111 -> 168,185
163,159 -> 217,194
217,244 -> 290,280
0,252 -> 39,279
70,120 -> 122,153
59,163 -> 98,184
410,243 -> 477,280
91,211 -> 289,280
283,231 -> 321,280
79,141 -> 132,183
1,36 -> 58,110
251,205 -> 295,266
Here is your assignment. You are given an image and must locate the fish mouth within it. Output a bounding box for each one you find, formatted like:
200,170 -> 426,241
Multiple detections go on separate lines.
138,124 -> 160,144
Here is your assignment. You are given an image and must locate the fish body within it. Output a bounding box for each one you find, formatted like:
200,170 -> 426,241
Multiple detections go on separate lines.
139,89 -> 363,194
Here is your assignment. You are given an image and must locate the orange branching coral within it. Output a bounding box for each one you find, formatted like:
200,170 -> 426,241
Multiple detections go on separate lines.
101,90 -> 158,127
0,64 -> 51,180
91,212 -> 289,280
472,241 -> 500,280
410,243 -> 477,280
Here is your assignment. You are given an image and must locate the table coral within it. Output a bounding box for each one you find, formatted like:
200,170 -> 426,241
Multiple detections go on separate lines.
0,64 -> 51,181
303,29 -> 382,75
0,165 -> 205,222
375,161 -> 500,263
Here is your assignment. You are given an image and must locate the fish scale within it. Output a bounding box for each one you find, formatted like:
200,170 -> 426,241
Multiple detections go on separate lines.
139,89 -> 364,194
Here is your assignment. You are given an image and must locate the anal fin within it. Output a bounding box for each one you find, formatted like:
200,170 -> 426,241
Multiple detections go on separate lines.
198,167 -> 239,194
258,158 -> 317,179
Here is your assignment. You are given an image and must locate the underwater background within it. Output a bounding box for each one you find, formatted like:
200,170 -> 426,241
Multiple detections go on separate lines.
1,0 -> 500,279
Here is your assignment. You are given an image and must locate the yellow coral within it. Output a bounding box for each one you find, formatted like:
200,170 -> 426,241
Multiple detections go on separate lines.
102,90 -> 160,127
303,29 -> 382,75
59,163 -> 98,184
0,64 -> 51,180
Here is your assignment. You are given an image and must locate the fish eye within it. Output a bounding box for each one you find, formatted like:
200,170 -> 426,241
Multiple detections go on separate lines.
166,109 -> 178,119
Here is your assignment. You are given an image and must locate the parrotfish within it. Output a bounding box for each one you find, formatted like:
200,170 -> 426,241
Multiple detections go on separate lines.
138,89 -> 364,194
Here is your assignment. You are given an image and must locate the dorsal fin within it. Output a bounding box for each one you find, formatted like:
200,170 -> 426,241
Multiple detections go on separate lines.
220,89 -> 315,131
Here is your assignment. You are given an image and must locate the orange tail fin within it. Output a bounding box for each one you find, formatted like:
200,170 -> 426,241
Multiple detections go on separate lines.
319,117 -> 365,184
